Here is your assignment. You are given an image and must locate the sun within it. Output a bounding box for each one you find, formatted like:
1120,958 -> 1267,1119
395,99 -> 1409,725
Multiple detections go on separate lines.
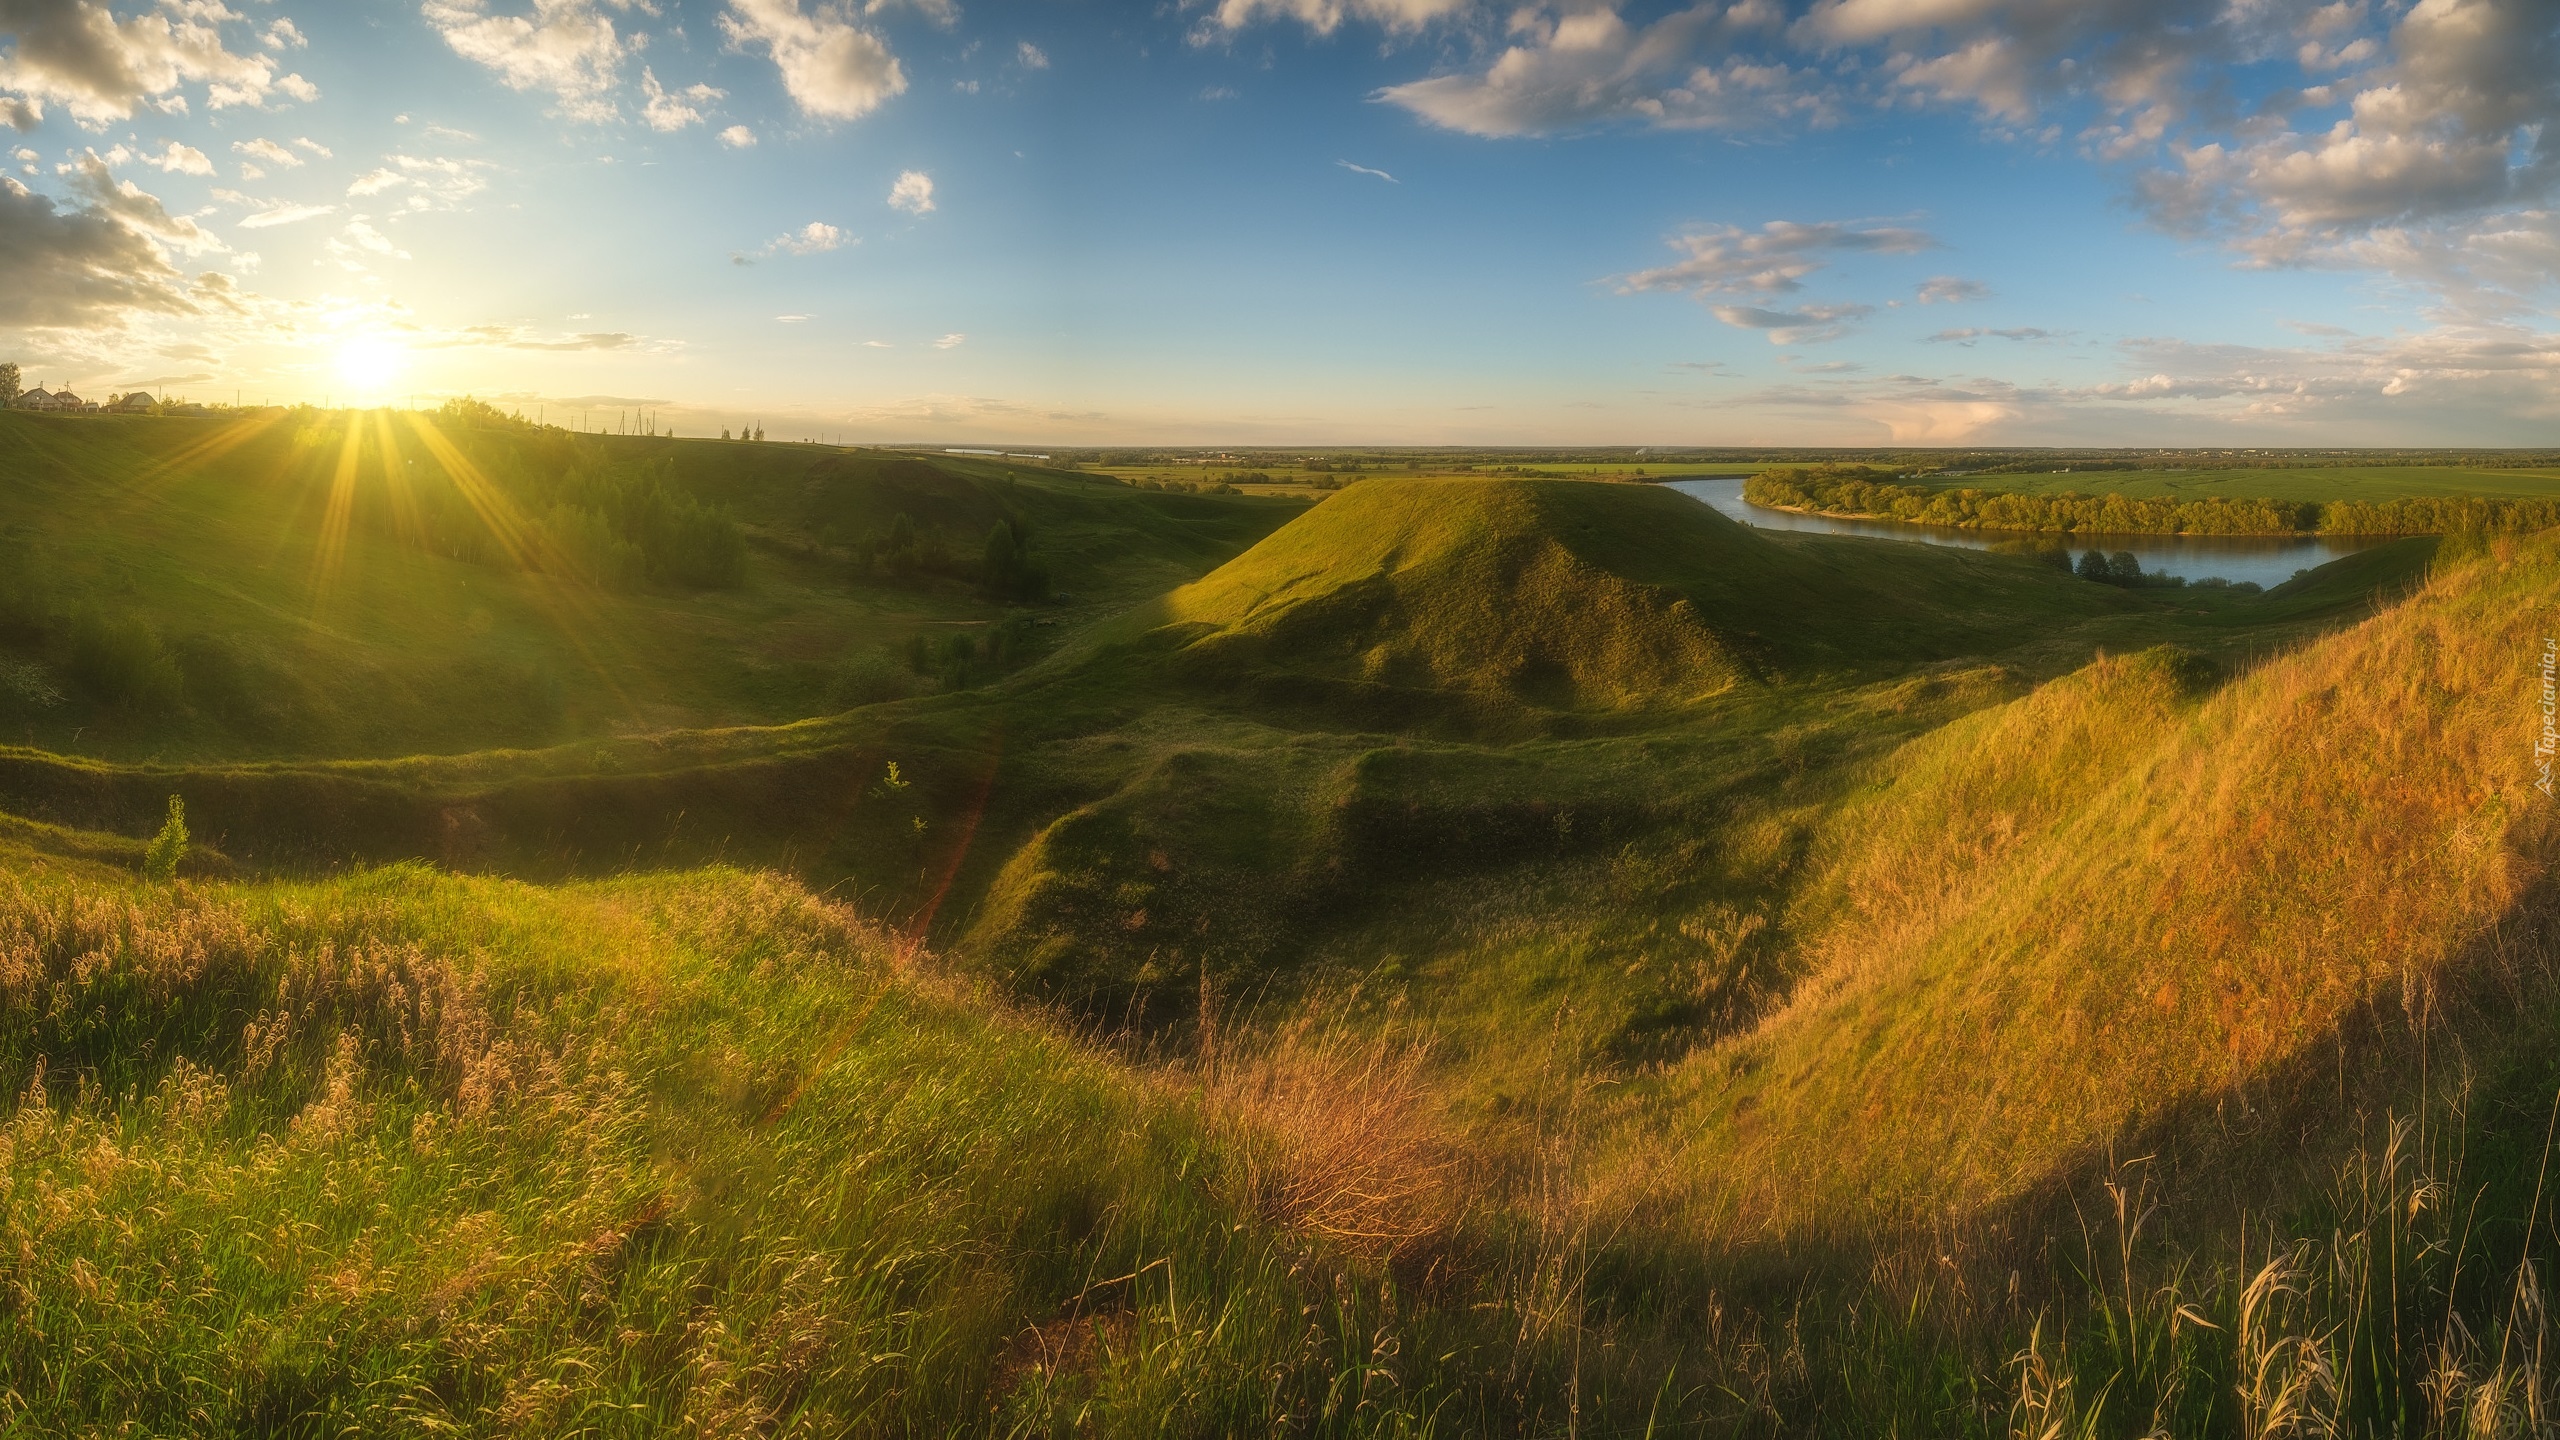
333,333 -> 409,395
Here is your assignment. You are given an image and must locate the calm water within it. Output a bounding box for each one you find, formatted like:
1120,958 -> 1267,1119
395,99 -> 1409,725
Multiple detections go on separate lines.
1667,477 -> 2398,590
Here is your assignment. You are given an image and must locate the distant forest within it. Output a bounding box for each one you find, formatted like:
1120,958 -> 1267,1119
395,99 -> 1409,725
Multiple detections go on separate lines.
1747,463 -> 2560,537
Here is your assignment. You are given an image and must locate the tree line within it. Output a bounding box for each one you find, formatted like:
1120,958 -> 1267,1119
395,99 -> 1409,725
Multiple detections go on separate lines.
1746,464 -> 2560,537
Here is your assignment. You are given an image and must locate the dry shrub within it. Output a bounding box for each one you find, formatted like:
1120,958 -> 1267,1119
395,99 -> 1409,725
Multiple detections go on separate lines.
1199,1012 -> 1457,1261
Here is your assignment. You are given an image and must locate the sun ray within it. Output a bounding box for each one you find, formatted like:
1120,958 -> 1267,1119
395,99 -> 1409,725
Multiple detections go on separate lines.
370,409 -> 423,550
92,406 -> 290,526
307,412 -> 365,601
396,410 -> 643,721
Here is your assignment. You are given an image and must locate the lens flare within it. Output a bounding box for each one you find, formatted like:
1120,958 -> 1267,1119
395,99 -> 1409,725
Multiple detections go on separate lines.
333,333 -> 408,395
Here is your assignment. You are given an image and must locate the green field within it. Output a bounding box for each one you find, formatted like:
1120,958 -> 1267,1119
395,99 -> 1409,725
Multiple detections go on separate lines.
3,412 -> 2557,1434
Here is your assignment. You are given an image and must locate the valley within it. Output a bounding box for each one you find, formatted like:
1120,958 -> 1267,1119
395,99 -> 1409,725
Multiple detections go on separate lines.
1,407 -> 2551,1437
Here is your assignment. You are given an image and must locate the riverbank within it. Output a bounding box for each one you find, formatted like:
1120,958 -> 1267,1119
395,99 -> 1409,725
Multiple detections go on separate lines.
1670,477 -> 2413,589
1743,466 -> 2560,538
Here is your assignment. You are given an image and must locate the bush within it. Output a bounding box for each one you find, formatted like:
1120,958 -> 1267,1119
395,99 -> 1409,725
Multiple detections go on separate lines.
59,610 -> 184,713
0,659 -> 63,715
141,795 -> 187,883
828,649 -> 921,708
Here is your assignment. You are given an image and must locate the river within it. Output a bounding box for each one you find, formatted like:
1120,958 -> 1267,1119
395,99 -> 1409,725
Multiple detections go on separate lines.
1666,476 -> 2400,590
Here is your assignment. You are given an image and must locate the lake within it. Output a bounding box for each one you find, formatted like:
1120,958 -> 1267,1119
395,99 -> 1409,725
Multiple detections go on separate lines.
1667,476 -> 2400,590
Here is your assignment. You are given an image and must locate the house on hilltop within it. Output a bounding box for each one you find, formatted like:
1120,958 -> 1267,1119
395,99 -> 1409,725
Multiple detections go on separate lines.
109,391 -> 155,413
14,387 -> 96,413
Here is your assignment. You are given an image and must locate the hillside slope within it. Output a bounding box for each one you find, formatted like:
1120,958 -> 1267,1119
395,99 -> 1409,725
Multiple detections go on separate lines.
0,858 -> 1678,1435
0,409 -> 1301,759
1144,477 -> 2136,710
1634,531 -> 2560,1236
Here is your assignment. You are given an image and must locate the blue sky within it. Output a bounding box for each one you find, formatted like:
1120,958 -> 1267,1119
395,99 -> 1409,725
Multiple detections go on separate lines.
1,0 -> 2555,444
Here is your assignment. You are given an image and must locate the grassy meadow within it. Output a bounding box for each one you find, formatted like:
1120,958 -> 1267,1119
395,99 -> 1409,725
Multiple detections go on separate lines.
2,412 -> 2556,1435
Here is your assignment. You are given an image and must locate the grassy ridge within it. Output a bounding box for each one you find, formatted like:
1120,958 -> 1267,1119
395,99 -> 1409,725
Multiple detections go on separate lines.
1633,531 -> 2560,1236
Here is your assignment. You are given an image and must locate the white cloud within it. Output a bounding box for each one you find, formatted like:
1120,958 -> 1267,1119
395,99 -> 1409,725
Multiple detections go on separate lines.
1915,275 -> 1990,304
0,170 -> 197,327
1710,301 -> 1874,344
1720,314 -> 2560,443
233,137 -> 299,169
718,123 -> 757,146
760,219 -> 848,255
0,0 -> 318,123
327,218 -> 411,262
887,168 -> 933,213
291,136 -> 331,158
721,0 -> 906,121
1337,159 -> 1396,182
428,324 -> 653,352
60,150 -> 219,252
141,141 -> 210,174
1925,326 -> 2056,344
357,153 -> 491,209
1349,0 -> 2560,323
264,18 -> 306,50
1204,0 -> 1466,39
421,0 -> 637,123
1378,7 -> 1828,138
933,331 -> 964,348
1617,219 -> 1937,297
641,67 -> 725,131
237,202 -> 334,229
1017,40 -> 1047,69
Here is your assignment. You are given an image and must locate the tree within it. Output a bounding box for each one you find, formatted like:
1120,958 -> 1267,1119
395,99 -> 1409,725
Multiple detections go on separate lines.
0,362 -> 19,407
2109,551 -> 2142,585
2076,548 -> 2111,582
980,518 -> 1049,601
143,795 -> 189,883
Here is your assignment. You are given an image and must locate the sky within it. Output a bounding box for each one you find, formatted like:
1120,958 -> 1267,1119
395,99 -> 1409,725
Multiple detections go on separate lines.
0,0 -> 2556,446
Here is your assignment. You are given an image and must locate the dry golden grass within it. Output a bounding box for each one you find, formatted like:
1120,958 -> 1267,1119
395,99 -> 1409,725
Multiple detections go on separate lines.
1633,531 -> 2560,1234
1195,1007 -> 1459,1262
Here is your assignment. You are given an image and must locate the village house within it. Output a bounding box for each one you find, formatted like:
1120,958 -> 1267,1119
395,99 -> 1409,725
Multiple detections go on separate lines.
13,386 -> 97,413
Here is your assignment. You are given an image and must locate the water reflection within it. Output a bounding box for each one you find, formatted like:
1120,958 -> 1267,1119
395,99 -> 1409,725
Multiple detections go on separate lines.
1667,477 -> 2399,590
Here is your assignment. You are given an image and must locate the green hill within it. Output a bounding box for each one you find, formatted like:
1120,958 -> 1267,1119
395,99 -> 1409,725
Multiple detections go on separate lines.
1619,530 -> 2558,1242
1141,477 -> 2147,708
3,437 -> 2544,1433
0,407 -> 1303,760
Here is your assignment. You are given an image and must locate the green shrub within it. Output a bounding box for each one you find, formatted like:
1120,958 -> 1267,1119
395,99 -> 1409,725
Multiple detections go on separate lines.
141,795 -> 187,882
59,609 -> 184,713
827,648 -> 920,708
